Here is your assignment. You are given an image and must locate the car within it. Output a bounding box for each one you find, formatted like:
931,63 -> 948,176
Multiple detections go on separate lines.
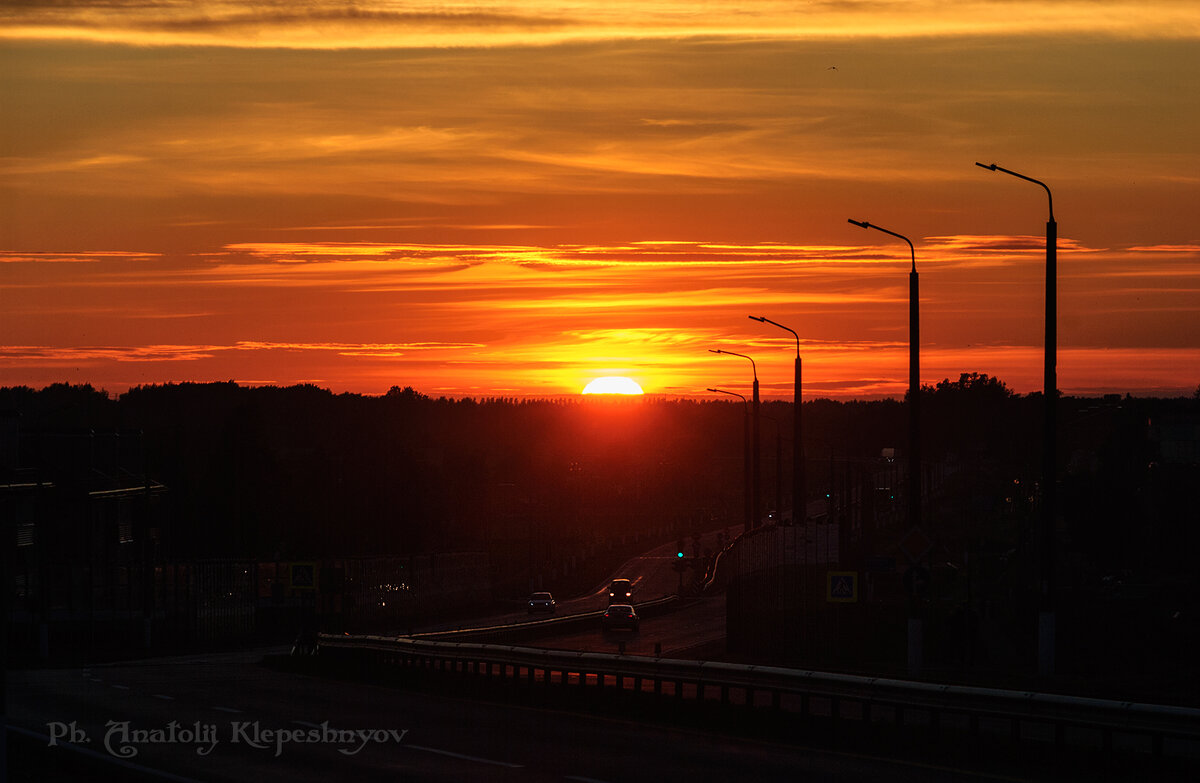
527,591 -> 556,614
607,578 -> 633,605
602,603 -> 640,632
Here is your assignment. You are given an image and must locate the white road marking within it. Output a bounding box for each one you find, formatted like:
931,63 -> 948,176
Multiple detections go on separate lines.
212,706 -> 242,714
111,684 -> 131,690
6,724 -> 205,783
153,694 -> 175,701
406,744 -> 524,768
565,776 -> 613,783
292,720 -> 322,728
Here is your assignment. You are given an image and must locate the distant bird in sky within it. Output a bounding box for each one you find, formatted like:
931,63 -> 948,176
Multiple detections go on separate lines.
827,66 -> 838,70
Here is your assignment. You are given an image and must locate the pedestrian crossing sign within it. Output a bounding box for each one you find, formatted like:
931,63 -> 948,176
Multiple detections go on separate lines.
289,562 -> 318,591
826,571 -> 858,603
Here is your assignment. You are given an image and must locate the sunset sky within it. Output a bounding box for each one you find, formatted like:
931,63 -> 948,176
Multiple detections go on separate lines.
3,1 -> 1199,399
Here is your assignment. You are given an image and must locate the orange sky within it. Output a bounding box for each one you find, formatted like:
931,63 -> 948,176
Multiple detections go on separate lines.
2,2 -> 1199,399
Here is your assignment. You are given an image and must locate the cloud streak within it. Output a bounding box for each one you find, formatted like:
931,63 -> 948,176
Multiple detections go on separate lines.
4,2 -> 1200,48
2,237 -> 1196,398
0,340 -> 483,364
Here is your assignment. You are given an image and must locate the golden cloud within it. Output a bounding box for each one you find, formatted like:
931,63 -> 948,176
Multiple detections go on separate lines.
4,2 -> 1200,48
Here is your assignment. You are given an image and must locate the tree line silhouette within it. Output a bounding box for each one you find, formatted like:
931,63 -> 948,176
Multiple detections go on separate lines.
1,377 -> 1196,589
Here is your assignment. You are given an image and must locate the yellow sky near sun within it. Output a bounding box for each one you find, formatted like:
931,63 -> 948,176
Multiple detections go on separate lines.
2,3 -> 1199,398
1,238 -> 1197,397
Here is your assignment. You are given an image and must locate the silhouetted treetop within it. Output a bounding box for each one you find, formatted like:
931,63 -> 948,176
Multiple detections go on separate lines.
3,378 -> 1193,562
932,372 -> 1013,399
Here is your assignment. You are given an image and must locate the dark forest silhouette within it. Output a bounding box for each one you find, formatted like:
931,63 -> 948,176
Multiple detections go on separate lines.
4,377 -> 1199,693
3,376 -> 1196,578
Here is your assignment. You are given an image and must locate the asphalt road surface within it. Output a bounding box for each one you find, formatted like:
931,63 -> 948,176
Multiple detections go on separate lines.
7,646 -> 1084,783
408,524 -> 740,637
7,522 -> 1184,782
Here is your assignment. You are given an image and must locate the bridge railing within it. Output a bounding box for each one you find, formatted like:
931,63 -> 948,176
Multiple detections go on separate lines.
405,595 -> 680,642
315,633 -> 1200,764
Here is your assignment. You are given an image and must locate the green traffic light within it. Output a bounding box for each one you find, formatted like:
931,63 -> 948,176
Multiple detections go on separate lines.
677,551 -> 684,558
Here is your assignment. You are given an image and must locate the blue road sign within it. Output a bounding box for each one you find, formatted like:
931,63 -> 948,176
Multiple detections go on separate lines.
827,571 -> 858,603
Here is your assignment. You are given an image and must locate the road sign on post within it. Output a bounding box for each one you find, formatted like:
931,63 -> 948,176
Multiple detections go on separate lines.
903,565 -> 929,597
826,571 -> 858,603
289,562 -> 318,592
899,527 -> 932,564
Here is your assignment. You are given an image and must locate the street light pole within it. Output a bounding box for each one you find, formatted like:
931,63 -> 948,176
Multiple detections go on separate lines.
762,414 -> 783,525
847,220 -> 921,534
709,388 -> 752,534
849,218 -> 923,676
976,161 -> 1057,677
710,349 -> 761,529
749,316 -> 804,525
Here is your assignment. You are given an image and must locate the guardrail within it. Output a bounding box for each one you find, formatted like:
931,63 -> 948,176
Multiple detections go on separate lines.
407,596 -> 681,642
314,633 -> 1200,765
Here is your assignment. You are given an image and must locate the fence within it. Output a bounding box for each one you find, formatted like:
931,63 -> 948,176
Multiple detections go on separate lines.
9,553 -> 491,658
315,633 -> 1200,766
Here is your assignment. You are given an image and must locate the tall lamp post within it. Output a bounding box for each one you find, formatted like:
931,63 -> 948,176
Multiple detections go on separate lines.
710,349 -> 761,529
709,388 -> 752,534
846,219 -> 921,534
762,414 -> 783,525
749,316 -> 804,525
976,161 -> 1057,677
848,218 -> 923,675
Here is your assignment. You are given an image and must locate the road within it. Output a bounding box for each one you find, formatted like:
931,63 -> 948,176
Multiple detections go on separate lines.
8,646 -> 1073,782
407,524 -> 740,639
5,523 -> 1168,782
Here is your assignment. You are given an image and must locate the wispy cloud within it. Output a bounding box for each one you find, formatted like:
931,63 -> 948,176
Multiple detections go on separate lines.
0,344 -> 224,363
0,250 -> 160,263
1126,244 -> 1200,254
4,2 -> 1199,48
924,236 -> 1100,254
0,340 -> 483,364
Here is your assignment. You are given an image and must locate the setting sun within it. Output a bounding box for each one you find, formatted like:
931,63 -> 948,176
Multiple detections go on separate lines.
582,376 -> 645,395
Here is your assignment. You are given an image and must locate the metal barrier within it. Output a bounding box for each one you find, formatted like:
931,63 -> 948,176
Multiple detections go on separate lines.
407,596 -> 680,642
316,633 -> 1200,762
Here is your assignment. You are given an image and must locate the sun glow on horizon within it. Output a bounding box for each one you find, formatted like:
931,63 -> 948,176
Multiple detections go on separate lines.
582,376 -> 645,395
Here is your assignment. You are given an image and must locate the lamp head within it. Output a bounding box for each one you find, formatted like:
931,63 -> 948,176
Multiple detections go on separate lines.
975,162 -> 998,171
847,218 -> 870,229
